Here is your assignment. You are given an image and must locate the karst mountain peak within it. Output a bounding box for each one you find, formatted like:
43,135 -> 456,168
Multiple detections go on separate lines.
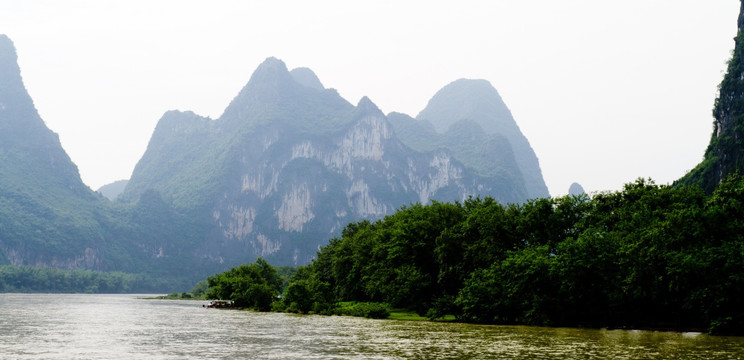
121,56 -> 542,266
1,45 -> 546,283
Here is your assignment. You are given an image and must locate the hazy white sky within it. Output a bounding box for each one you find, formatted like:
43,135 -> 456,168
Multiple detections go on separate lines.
0,0 -> 740,196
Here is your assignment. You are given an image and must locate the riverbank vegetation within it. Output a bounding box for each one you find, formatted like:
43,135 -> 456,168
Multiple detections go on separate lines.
204,177 -> 744,335
148,280 -> 210,300
0,265 -> 169,293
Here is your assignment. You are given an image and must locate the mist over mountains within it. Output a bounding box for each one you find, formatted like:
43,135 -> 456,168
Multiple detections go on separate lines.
1,35 -> 547,283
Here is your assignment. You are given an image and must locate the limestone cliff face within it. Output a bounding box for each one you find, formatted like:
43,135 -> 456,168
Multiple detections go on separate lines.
0,37 -> 542,280
677,1 -> 744,191
709,0 -> 744,182
206,95 -> 509,264
124,58 -> 527,265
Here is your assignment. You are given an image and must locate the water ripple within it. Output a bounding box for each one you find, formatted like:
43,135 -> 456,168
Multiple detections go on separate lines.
0,294 -> 741,359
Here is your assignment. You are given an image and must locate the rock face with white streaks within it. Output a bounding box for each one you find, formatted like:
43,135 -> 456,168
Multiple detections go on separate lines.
121,57 -> 539,266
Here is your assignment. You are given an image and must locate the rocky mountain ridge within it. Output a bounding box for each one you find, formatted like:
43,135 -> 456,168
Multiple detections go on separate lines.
121,57 -> 540,265
1,33 -> 548,283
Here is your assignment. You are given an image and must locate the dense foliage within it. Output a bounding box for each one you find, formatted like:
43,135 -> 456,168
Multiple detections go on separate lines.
205,258 -> 284,311
213,178 -> 744,335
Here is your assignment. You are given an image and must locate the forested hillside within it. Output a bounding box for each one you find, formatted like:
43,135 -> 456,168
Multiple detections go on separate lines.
0,35 -> 215,290
0,34 -> 121,272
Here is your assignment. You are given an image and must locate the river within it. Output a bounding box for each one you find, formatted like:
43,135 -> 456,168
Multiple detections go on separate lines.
0,294 -> 741,359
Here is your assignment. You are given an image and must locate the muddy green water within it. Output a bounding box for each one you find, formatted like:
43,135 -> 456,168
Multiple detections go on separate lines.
0,294 -> 741,359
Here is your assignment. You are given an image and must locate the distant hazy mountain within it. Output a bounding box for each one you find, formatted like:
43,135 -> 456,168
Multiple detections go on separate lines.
121,57 -> 534,265
97,180 -> 129,200
0,35 -> 89,198
568,182 -> 586,196
387,112 -> 528,199
414,79 -> 549,199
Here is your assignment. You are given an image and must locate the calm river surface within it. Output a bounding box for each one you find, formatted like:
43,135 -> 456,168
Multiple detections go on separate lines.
0,294 -> 741,359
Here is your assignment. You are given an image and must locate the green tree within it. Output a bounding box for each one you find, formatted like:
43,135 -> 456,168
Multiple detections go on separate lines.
283,280 -> 313,313
206,258 -> 282,311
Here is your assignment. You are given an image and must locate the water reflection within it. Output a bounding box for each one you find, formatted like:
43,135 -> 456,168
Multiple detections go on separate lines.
0,294 -> 741,359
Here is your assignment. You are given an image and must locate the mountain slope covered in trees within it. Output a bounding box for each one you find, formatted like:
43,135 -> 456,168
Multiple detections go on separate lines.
0,35 -> 212,289
0,34 -> 114,270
